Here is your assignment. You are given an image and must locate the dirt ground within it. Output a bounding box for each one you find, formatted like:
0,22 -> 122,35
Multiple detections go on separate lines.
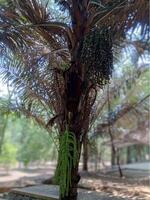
79,170 -> 150,200
0,164 -> 150,200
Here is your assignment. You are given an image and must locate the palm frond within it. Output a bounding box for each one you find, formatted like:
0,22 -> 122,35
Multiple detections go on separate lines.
88,0 -> 149,39
89,0 -> 105,7
0,47 -> 65,130
0,0 -> 72,57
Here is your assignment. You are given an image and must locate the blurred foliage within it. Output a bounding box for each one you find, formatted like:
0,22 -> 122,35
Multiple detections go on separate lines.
0,142 -> 17,167
0,111 -> 57,167
16,118 -> 57,166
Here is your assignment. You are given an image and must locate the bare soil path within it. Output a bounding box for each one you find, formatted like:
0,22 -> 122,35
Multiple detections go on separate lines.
0,163 -> 149,200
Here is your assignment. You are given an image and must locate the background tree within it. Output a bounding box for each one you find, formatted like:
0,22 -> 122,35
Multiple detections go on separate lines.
86,46 -> 150,171
0,87 -> 13,153
81,38 -> 149,171
0,0 -> 149,200
16,118 -> 58,167
0,112 -> 58,168
0,142 -> 17,172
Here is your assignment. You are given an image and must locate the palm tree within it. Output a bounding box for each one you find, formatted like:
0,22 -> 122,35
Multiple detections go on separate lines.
0,0 -> 149,199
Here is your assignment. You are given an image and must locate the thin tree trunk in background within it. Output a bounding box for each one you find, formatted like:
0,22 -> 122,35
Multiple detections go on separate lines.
94,154 -> 98,172
134,145 -> 140,162
0,131 -> 5,154
0,116 -> 8,154
0,88 -> 12,154
111,145 -> 116,167
116,148 -> 123,178
107,85 -> 123,177
136,145 -> 142,162
82,134 -> 88,171
127,146 -> 132,164
108,123 -> 123,178
133,145 -> 138,162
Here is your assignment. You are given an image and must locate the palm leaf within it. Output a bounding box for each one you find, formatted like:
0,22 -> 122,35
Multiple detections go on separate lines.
0,0 -> 71,57
88,0 -> 149,39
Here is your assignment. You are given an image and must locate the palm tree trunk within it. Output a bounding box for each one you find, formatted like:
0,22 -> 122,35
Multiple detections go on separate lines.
60,162 -> 80,200
59,64 -> 84,200
60,134 -> 81,200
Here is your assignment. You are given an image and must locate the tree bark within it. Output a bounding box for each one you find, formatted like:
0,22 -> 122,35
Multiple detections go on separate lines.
60,164 -> 80,200
60,134 -> 82,200
58,2 -> 91,196
59,65 -> 84,200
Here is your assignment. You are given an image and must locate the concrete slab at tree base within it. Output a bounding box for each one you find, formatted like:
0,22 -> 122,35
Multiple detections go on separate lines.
8,185 -> 127,200
8,185 -> 58,200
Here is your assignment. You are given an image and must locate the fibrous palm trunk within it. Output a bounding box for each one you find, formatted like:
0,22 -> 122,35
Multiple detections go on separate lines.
59,63 -> 84,200
61,145 -> 81,200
